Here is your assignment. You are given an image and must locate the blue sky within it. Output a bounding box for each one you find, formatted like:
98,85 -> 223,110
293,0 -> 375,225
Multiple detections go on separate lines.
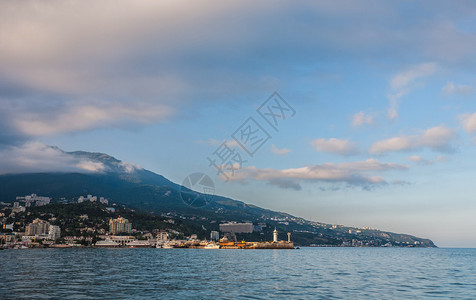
1,0 -> 476,247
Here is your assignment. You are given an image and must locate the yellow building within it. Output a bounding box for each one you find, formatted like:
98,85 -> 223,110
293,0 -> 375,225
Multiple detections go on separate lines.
25,218 -> 50,235
109,216 -> 132,234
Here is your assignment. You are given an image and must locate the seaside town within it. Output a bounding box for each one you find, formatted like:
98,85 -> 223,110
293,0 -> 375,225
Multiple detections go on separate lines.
0,194 -> 294,249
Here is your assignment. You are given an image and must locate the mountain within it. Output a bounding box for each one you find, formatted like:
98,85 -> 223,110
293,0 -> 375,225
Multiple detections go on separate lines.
0,149 -> 436,247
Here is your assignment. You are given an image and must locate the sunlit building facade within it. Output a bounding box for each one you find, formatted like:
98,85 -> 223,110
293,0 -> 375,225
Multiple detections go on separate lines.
109,217 -> 132,234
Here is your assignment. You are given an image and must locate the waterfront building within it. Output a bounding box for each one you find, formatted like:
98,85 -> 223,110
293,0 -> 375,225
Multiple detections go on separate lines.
219,222 -> 253,233
95,240 -> 120,247
48,225 -> 61,241
26,218 -> 50,235
210,231 -> 219,241
109,216 -> 132,234
157,231 -> 169,242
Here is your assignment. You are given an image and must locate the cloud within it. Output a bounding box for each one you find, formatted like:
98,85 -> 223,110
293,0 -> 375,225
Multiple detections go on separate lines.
198,138 -> 239,148
405,155 -> 448,165
387,99 -> 400,121
311,138 -> 358,156
0,142 -> 101,174
460,113 -> 476,133
0,142 -> 140,175
352,111 -> 374,127
443,82 -> 474,96
12,103 -> 174,137
119,161 -> 142,173
390,62 -> 437,90
370,125 -> 456,154
271,144 -> 291,155
386,62 -> 438,120
267,178 -> 302,191
0,1 -> 475,145
221,158 -> 408,189
76,161 -> 106,173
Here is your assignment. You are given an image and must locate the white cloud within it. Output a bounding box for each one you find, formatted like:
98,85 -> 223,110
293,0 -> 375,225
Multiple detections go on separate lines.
370,125 -> 456,154
460,113 -> 476,133
370,136 -> 413,153
386,62 -> 437,120
352,111 -> 374,127
0,142 -> 104,174
119,161 -> 142,173
442,82 -> 474,95
311,138 -> 358,156
0,142 -> 141,174
271,144 -> 291,155
76,161 -> 106,172
390,62 -> 437,90
222,158 -> 408,190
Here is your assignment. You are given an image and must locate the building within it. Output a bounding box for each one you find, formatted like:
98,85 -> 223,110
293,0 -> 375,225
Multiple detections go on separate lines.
109,216 -> 132,234
219,222 -> 253,233
12,205 -> 26,213
48,225 -> 61,241
25,218 -> 50,235
157,231 -> 169,242
273,228 -> 278,243
210,231 -> 219,241
16,194 -> 50,206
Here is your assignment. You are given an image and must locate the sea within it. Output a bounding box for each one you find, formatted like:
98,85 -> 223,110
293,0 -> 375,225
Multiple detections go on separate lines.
1,247 -> 475,299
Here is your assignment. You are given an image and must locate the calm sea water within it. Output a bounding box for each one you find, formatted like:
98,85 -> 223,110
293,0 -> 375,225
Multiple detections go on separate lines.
1,248 -> 475,299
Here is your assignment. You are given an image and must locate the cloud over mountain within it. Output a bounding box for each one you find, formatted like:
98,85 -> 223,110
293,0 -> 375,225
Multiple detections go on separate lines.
0,142 -> 141,175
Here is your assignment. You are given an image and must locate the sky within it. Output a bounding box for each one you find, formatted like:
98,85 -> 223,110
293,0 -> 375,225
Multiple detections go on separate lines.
1,0 -> 476,247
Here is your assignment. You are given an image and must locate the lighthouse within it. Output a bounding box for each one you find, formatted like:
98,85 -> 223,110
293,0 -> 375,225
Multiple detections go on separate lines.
287,232 -> 291,243
273,228 -> 278,243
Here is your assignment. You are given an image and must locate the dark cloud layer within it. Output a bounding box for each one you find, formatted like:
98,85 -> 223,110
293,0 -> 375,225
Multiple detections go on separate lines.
0,0 -> 475,145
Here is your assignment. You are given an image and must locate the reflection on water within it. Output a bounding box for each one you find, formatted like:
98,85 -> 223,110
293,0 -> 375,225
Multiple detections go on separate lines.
1,248 -> 475,299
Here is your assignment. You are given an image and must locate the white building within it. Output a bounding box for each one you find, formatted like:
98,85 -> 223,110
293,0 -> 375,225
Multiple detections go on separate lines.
48,225 -> 61,241
273,228 -> 278,243
16,194 -> 50,206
